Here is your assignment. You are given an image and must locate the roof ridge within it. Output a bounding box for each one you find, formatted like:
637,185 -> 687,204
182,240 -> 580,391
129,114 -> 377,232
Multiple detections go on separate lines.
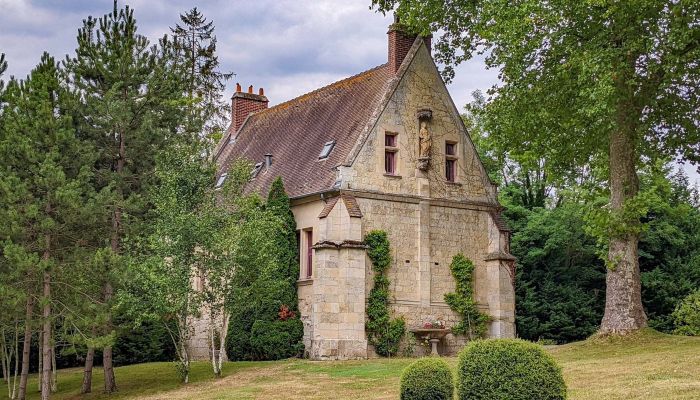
253,63 -> 389,117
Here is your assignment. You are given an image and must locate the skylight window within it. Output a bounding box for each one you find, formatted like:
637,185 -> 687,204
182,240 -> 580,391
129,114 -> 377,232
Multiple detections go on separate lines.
215,173 -> 228,189
251,162 -> 263,178
319,140 -> 336,159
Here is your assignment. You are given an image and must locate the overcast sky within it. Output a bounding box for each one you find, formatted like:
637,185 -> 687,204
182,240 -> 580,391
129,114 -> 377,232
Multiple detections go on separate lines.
1,0 -> 697,184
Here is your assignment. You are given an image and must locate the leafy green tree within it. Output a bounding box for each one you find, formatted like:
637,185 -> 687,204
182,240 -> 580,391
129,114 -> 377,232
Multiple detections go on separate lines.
171,7 -> 234,146
0,53 -> 96,400
225,178 -> 302,361
64,2 -> 184,392
375,0 -> 700,334
120,143 -> 216,383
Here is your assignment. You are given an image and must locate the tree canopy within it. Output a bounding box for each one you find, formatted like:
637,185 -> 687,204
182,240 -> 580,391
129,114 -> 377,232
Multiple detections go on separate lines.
374,0 -> 700,334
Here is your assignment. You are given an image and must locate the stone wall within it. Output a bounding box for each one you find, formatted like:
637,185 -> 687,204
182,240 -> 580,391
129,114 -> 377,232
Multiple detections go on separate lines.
356,194 -> 511,356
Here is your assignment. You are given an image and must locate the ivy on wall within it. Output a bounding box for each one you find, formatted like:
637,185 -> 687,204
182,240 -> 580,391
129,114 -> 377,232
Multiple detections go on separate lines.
444,253 -> 489,340
365,230 -> 406,356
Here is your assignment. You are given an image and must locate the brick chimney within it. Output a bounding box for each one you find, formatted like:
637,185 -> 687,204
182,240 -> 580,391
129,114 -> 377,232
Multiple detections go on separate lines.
231,83 -> 268,132
388,16 -> 432,74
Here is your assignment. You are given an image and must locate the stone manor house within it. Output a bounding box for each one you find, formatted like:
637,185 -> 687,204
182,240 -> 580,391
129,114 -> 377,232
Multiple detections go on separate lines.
202,22 -> 516,360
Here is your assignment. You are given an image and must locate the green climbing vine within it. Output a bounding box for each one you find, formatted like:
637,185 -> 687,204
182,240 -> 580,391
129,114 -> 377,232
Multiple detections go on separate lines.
444,253 -> 489,340
365,230 -> 406,356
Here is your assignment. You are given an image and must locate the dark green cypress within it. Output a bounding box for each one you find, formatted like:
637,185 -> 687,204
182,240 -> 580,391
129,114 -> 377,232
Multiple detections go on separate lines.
267,177 -> 300,288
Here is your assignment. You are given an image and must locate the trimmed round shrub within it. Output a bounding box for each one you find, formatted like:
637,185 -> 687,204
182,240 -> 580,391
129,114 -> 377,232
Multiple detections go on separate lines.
400,358 -> 454,400
457,339 -> 566,400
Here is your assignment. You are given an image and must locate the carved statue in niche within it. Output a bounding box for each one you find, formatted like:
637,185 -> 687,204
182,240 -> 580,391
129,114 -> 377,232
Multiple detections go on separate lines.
416,109 -> 432,171
419,120 -> 432,158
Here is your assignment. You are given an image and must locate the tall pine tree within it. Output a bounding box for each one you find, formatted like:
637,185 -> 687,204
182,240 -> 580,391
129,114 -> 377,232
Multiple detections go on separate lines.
171,7 -> 234,147
64,2 -> 184,392
1,53 -> 96,400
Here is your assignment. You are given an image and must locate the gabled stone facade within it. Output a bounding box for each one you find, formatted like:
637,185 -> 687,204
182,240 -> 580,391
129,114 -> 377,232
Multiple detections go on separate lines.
201,22 -> 516,361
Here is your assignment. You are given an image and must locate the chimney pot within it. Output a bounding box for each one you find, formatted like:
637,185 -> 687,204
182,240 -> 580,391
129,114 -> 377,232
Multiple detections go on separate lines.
259,87 -> 264,96
264,153 -> 272,168
230,84 -> 269,132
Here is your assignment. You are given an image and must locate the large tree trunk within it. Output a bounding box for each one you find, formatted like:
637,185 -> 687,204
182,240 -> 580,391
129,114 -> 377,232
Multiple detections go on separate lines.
599,113 -> 647,334
102,118 -> 126,395
17,297 -> 33,400
40,270 -> 51,400
102,195 -> 120,394
80,346 -> 94,394
102,208 -> 119,393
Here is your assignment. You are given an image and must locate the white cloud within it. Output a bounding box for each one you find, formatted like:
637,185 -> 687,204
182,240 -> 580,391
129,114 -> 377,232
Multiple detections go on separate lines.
1,0 -> 696,185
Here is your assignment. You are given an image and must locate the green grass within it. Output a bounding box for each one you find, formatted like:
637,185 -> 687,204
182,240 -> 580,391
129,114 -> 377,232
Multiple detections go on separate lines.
2,329 -> 698,400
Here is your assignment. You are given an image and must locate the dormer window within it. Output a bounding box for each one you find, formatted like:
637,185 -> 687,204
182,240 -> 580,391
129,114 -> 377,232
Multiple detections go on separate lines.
319,140 -> 335,159
215,173 -> 228,189
251,162 -> 263,178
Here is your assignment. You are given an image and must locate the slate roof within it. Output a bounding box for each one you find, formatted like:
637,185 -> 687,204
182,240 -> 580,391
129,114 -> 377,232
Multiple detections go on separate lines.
215,64 -> 393,198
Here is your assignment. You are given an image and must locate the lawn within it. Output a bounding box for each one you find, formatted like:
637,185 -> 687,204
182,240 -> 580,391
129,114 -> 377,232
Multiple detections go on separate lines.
2,330 -> 699,400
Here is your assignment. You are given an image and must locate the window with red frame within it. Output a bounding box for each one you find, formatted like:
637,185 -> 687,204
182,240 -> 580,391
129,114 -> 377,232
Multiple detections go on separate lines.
385,132 -> 398,175
305,230 -> 313,277
445,142 -> 457,182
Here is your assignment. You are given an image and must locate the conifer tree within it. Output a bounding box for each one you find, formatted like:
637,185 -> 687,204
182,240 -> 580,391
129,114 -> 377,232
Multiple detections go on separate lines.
0,52 -> 95,400
171,7 -> 234,146
266,177 -> 300,289
64,2 -> 184,392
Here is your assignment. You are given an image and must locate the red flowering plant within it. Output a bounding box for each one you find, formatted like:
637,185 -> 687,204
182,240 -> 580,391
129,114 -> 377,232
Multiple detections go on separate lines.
278,305 -> 297,321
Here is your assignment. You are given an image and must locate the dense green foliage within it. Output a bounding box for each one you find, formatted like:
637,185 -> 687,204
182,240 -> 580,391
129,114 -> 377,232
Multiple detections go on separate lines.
400,358 -> 454,400
112,319 -> 176,366
505,167 -> 700,343
672,291 -> 700,336
225,178 -> 302,361
457,339 -> 566,400
374,0 -> 700,334
444,254 -> 489,339
365,231 -> 406,357
267,177 -> 301,294
250,318 -> 304,360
